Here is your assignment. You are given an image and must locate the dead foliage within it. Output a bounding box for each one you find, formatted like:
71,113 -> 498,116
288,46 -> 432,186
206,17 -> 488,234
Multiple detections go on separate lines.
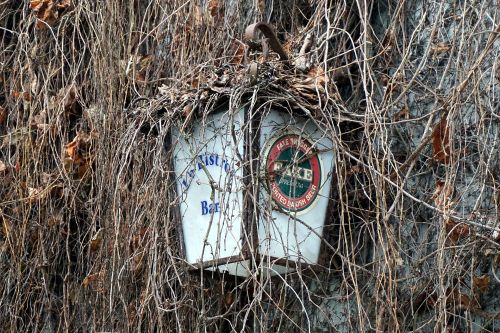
0,1 -> 498,332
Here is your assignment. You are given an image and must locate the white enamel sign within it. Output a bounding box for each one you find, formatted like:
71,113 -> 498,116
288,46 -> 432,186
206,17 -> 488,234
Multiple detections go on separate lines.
173,108 -> 334,277
259,112 -> 334,268
173,109 -> 246,275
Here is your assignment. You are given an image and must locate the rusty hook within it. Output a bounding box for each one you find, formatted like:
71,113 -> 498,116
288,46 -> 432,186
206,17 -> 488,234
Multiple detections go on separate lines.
244,22 -> 290,68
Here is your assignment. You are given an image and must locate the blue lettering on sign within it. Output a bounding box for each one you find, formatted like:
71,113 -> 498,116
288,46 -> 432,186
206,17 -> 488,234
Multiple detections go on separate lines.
201,200 -> 220,215
180,153 -> 232,190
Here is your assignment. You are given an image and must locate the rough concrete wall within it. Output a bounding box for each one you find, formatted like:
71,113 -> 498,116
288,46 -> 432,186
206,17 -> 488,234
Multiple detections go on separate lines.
1,0 -> 497,332
308,0 -> 499,332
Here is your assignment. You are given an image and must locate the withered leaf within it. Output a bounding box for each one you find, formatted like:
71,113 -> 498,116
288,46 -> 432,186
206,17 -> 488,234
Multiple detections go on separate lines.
432,117 -> 452,163
64,132 -> 97,164
430,42 -> 451,55
307,66 -> 327,87
182,104 -> 193,119
30,0 -> 46,10
56,0 -> 72,11
31,110 -> 48,130
208,0 -> 221,18
82,272 -> 101,287
64,131 -> 95,179
224,292 -> 235,306
448,288 -> 480,310
190,76 -> 200,89
457,292 -> 480,310
230,43 -> 245,64
27,183 -> 62,202
31,0 -> 71,30
133,54 -> 154,82
473,275 -> 490,294
129,227 -> 149,253
11,91 -> 31,101
76,162 -> 90,179
28,187 -> 48,202
346,165 -> 363,176
444,219 -> 471,242
0,106 -> 7,125
132,252 -> 145,275
90,229 -> 104,252
0,160 -> 6,173
65,139 -> 80,162
431,180 -> 454,210
62,85 -> 78,111
1,128 -> 30,148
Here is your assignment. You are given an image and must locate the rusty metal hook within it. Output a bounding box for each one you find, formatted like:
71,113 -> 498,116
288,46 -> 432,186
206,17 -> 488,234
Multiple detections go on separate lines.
244,22 -> 290,68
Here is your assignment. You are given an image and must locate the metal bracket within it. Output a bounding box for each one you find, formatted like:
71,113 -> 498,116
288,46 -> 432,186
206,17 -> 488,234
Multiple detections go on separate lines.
244,22 -> 291,82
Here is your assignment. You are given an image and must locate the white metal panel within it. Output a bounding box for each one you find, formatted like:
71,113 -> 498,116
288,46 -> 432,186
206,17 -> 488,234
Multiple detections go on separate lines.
173,109 -> 246,264
259,111 -> 334,265
205,260 -> 251,277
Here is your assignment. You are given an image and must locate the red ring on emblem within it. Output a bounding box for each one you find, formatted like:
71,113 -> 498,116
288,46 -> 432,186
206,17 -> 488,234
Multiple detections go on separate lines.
265,134 -> 321,212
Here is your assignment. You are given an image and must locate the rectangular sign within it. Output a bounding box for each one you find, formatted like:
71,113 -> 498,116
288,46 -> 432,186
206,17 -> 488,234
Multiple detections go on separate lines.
173,109 -> 246,272
258,111 -> 334,267
173,107 -> 335,276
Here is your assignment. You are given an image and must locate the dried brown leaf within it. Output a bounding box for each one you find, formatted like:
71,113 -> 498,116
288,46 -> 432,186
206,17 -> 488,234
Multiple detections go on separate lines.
224,292 -> 234,306
31,0 -> 71,30
28,187 -> 48,202
64,132 -> 94,179
444,219 -> 471,242
381,74 -> 390,86
0,160 -> 6,173
90,229 -> 104,252
431,42 -> 451,55
457,292 -> 480,310
307,66 -> 327,86
129,227 -> 149,253
37,6 -> 59,29
76,161 -> 91,179
346,165 -> 364,176
65,139 -> 80,162
432,117 -> 452,163
11,91 -> 31,101
56,0 -> 72,11
473,275 -> 490,294
0,107 -> 7,125
431,180 -> 454,210
230,43 -> 245,64
82,272 -> 101,287
208,0 -> 221,17
182,104 -> 193,119
447,288 -> 480,310
30,0 -> 46,10
27,183 -> 62,201
65,132 -> 93,161
132,252 -> 146,275
1,128 -> 29,148
190,77 -> 200,89
60,85 -> 78,111
31,110 -> 47,129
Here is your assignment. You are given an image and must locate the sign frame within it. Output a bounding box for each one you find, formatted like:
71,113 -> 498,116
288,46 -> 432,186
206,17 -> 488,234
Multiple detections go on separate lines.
171,102 -> 337,277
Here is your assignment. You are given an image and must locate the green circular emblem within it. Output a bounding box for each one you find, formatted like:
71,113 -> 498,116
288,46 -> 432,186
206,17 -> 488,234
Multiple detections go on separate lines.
265,134 -> 321,212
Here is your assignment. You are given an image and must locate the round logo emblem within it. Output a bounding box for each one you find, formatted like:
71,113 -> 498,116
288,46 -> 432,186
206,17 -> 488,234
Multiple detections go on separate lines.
265,134 -> 321,212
